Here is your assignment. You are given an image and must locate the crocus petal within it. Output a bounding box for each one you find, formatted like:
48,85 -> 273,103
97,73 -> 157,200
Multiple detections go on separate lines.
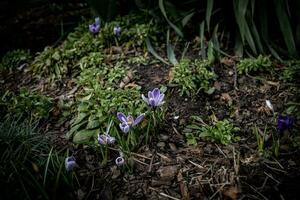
95,17 -> 100,25
152,88 -> 161,100
98,134 -> 107,145
142,94 -> 149,104
117,112 -> 127,123
107,136 -> 116,144
157,93 -> 165,106
115,156 -> 125,166
148,91 -> 153,99
119,122 -> 130,133
266,100 -> 274,111
65,156 -> 77,171
149,98 -> 156,107
133,113 -> 145,126
127,115 -> 134,125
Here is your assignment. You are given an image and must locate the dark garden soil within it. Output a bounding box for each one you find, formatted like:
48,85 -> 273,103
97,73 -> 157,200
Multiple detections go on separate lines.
1,4 -> 300,200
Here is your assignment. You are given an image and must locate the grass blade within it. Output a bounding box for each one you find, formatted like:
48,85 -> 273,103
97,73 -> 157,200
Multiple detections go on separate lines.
159,0 -> 183,37
206,0 -> 214,33
181,11 -> 195,27
167,29 -> 178,65
146,38 -> 169,65
43,147 -> 53,186
274,0 -> 297,56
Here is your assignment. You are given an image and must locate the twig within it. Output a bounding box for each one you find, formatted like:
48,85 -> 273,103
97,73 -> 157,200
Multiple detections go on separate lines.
149,187 -> 180,200
264,172 -> 280,185
148,152 -> 155,172
242,181 -> 269,200
233,64 -> 239,90
209,183 -> 227,200
188,160 -> 205,170
263,162 -> 287,173
133,157 -> 149,166
107,147 -> 151,160
215,144 -> 228,158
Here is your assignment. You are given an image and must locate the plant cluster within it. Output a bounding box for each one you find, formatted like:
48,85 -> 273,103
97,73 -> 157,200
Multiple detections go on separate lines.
280,60 -> 300,83
29,14 -> 157,81
0,116 -> 75,199
184,116 -> 239,145
0,89 -> 53,119
0,49 -> 32,71
170,58 -> 216,96
236,55 -> 272,74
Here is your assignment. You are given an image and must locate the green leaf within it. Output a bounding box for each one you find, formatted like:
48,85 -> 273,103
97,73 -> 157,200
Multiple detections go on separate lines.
52,51 -> 60,61
73,113 -> 88,125
181,11 -> 195,27
66,120 -> 87,139
146,38 -> 169,65
73,129 -> 98,144
159,0 -> 183,37
167,29 -> 178,65
206,87 -> 215,95
86,116 -> 100,129
206,0 -> 214,32
274,0 -> 297,56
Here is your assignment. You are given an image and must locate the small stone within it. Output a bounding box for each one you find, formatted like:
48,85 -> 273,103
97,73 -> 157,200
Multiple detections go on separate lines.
228,70 -> 234,76
157,142 -> 166,148
160,134 -> 169,141
111,166 -> 121,179
169,143 -> 177,151
157,165 -> 179,181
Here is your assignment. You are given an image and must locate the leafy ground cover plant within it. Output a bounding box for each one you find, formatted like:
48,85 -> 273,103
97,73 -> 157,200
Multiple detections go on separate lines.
184,116 -> 239,145
280,60 -> 300,83
0,88 -> 53,119
29,14 -> 159,81
236,55 -> 272,74
0,116 -> 76,199
0,49 -> 32,71
170,58 -> 216,96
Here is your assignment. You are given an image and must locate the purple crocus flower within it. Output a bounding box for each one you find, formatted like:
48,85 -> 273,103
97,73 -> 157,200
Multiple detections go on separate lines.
278,115 -> 293,133
65,156 -> 77,171
98,134 -> 116,145
117,112 -> 145,133
142,88 -> 165,108
113,26 -> 121,36
89,17 -> 101,34
115,156 -> 125,166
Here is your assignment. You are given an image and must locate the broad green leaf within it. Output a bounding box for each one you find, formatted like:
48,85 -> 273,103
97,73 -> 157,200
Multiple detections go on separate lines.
206,0 -> 214,32
159,0 -> 183,37
66,120 -> 88,139
87,115 -> 100,129
167,30 -> 178,65
181,11 -> 195,27
146,38 -> 169,65
73,129 -> 99,144
73,112 -> 88,125
274,0 -> 297,56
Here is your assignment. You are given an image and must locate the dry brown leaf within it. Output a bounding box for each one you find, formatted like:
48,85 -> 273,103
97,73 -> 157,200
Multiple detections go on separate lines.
222,185 -> 239,200
167,68 -> 174,81
221,57 -> 235,66
124,83 -> 140,89
221,93 -> 233,106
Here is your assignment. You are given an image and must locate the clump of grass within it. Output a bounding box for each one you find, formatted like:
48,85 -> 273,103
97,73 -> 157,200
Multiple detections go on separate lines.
236,55 -> 272,74
184,116 -> 239,145
0,116 -> 76,199
170,58 -> 216,96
